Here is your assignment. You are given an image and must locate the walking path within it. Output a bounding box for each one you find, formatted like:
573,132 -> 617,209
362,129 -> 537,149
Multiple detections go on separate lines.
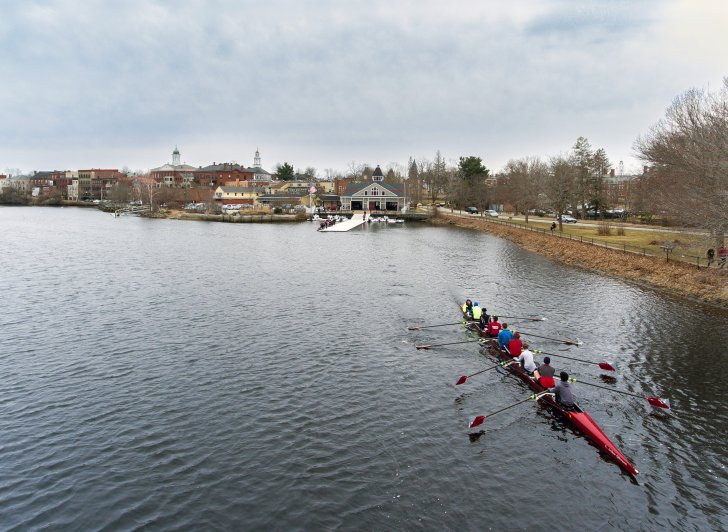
320,213 -> 366,232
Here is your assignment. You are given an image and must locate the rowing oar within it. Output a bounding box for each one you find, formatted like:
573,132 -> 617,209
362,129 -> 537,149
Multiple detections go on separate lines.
468,391 -> 555,429
455,360 -> 516,385
517,329 -> 582,346
533,349 -> 615,372
416,339 -> 483,350
568,377 -> 670,409
408,321 -> 467,331
498,315 -> 547,321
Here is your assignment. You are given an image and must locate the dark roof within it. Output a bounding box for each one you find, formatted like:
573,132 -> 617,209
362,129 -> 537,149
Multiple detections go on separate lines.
372,165 -> 384,178
257,194 -> 306,201
247,167 -> 272,175
342,181 -> 404,196
219,186 -> 258,193
196,163 -> 248,172
33,171 -> 54,179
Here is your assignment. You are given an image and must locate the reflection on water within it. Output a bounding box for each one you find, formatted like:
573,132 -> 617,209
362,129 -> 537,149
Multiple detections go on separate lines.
0,207 -> 726,530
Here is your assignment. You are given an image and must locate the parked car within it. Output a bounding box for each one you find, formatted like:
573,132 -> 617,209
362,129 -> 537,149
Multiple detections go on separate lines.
465,207 -> 479,214
486,209 -> 499,217
559,214 -> 577,223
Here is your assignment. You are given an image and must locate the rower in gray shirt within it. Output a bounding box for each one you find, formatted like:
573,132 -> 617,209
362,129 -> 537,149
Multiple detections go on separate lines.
550,371 -> 576,407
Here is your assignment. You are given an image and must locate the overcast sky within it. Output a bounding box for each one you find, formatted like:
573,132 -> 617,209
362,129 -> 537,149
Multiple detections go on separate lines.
1,0 -> 726,176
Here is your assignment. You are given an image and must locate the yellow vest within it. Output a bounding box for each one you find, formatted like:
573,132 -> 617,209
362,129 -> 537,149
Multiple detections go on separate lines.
472,306 -> 482,320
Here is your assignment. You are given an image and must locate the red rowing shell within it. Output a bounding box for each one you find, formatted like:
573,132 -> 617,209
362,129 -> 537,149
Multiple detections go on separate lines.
467,316 -> 639,476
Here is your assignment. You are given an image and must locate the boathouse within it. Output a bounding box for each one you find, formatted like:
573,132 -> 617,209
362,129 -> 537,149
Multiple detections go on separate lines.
340,166 -> 406,211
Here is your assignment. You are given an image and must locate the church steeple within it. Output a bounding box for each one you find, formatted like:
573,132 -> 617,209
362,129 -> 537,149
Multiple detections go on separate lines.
172,146 -> 180,166
253,148 -> 261,168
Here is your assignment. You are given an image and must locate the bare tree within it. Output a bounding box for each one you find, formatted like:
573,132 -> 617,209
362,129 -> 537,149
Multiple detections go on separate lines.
347,161 -> 365,179
547,155 -> 577,231
635,78 -> 728,245
421,150 -> 448,203
504,156 -> 548,222
304,167 -> 317,179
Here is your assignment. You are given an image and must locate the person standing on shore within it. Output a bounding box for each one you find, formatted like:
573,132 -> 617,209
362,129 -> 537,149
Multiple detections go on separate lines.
551,221 -> 557,233
707,248 -> 715,266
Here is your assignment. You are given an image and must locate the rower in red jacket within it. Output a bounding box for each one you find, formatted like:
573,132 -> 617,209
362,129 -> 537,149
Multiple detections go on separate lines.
487,316 -> 501,338
507,331 -> 523,356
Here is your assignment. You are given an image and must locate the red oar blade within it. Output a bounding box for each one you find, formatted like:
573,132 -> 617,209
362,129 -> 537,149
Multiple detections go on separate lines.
455,375 -> 468,386
415,344 -> 431,350
468,415 -> 486,429
647,397 -> 671,410
598,361 -> 616,371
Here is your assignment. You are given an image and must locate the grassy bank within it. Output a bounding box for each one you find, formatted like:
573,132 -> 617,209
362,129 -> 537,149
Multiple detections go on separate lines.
435,212 -> 728,305
490,216 -> 710,264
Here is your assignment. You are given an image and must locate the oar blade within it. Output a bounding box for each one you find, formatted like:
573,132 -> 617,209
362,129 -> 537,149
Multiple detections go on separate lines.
407,326 -> 422,331
468,415 -> 486,429
455,375 -> 468,386
647,397 -> 671,410
598,361 -> 616,371
564,338 -> 583,346
415,344 -> 431,350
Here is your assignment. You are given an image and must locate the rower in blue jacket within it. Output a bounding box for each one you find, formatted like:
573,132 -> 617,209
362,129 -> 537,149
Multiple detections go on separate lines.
498,323 -> 513,350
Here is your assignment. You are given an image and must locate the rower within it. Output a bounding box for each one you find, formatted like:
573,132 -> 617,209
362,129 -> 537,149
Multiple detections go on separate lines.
515,342 -> 537,374
479,308 -> 490,331
507,331 -> 523,357
487,316 -> 502,338
536,356 -> 556,387
462,299 -> 474,318
498,323 -> 513,350
550,371 -> 576,408
472,302 -> 483,322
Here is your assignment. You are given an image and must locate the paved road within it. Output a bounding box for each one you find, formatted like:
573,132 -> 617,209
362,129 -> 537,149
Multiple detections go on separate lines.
442,209 -> 708,236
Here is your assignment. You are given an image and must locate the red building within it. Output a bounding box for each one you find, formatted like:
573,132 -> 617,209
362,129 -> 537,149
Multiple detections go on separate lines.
194,163 -> 254,188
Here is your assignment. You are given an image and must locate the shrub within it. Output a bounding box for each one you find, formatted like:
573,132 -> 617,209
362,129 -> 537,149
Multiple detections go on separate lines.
597,221 -> 613,236
273,207 -> 283,214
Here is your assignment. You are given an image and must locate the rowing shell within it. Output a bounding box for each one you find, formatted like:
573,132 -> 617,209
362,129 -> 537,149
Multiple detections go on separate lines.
467,315 -> 639,476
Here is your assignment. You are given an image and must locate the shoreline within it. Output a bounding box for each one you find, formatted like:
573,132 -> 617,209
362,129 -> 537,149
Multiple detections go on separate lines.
434,211 -> 728,307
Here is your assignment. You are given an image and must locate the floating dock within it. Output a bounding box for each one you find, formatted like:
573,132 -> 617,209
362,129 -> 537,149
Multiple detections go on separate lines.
319,213 -> 366,232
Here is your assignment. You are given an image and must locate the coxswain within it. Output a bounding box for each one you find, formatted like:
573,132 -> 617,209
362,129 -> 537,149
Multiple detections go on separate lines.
487,315 -> 502,338
472,302 -> 483,321
516,342 -> 537,374
536,356 -> 555,387
498,323 -> 513,350
462,299 -> 474,318
550,371 -> 576,408
507,331 -> 523,357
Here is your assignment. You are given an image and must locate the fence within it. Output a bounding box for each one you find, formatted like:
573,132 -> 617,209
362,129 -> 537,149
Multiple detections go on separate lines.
457,214 -> 716,269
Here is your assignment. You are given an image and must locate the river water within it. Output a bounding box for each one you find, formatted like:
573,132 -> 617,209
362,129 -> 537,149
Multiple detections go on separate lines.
1,206 -> 726,531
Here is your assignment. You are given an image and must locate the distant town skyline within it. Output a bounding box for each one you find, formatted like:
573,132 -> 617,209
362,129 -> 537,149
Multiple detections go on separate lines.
1,1 -> 726,176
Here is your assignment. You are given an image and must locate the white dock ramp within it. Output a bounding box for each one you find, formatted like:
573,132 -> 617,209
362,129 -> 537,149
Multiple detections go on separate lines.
320,213 -> 365,232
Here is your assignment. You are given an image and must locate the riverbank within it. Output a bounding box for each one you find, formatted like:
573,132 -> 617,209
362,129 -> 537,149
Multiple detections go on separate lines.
434,211 -> 728,305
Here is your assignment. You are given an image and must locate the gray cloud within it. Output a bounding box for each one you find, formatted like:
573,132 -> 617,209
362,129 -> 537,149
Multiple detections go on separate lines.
1,0 -> 725,174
